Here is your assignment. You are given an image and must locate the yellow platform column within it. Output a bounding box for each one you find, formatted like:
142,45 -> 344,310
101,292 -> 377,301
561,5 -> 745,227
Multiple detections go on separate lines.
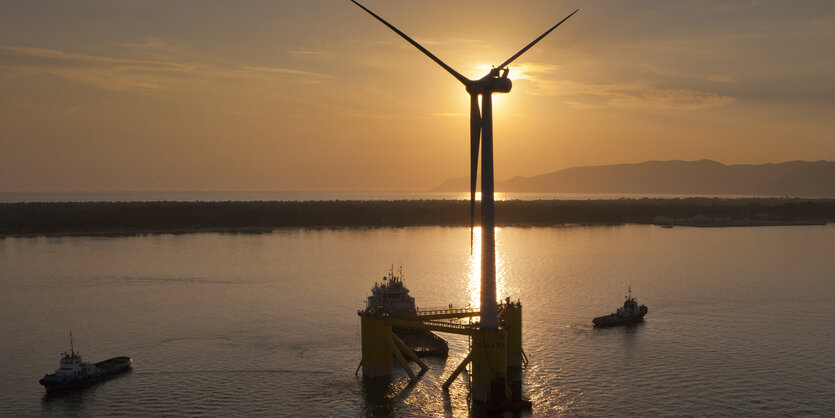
360,315 -> 392,378
470,329 -> 507,406
503,302 -> 524,402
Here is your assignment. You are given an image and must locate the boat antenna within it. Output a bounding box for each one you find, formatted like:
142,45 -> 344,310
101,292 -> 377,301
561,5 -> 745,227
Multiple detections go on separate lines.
69,331 -> 74,355
628,286 -> 632,300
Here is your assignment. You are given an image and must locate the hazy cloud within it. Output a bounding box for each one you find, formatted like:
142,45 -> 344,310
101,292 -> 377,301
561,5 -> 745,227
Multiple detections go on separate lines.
289,40 -> 330,56
0,46 -> 332,92
704,74 -> 737,83
548,80 -> 736,110
416,37 -> 486,48
117,39 -> 187,53
640,64 -> 737,84
507,61 -> 736,110
501,62 -> 560,81
289,49 -> 326,56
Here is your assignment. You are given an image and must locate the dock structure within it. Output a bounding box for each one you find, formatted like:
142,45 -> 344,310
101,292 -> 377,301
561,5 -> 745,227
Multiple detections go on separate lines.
358,299 -> 528,409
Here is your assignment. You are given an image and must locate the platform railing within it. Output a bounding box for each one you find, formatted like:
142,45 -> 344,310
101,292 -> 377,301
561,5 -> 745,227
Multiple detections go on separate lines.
415,306 -> 479,318
388,317 -> 480,336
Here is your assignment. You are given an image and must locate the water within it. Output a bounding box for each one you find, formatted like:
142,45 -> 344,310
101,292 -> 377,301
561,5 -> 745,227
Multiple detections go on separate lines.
1,225 -> 833,416
0,191 -> 767,203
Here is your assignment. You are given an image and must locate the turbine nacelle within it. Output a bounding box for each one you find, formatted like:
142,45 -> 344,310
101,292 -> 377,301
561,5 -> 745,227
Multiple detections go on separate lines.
466,68 -> 512,96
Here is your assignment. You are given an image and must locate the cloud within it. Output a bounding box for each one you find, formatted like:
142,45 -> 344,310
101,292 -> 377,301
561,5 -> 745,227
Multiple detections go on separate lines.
704,74 -> 736,83
289,40 -> 331,57
289,49 -> 326,56
599,82 -> 736,110
0,46 -> 332,92
640,64 -> 737,84
538,80 -> 736,110
237,65 -> 332,84
414,37 -> 485,48
507,61 -> 736,110
117,39 -> 186,54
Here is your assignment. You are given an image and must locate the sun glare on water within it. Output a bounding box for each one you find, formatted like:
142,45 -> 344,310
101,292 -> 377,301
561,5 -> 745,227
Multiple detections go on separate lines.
466,226 -> 508,308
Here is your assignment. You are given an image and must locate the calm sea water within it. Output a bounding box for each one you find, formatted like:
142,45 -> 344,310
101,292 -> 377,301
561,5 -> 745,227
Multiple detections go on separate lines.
1,224 -> 833,416
0,191 -> 767,203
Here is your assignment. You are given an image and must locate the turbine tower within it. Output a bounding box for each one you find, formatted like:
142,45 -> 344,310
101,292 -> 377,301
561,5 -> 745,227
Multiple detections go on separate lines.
350,0 -> 577,331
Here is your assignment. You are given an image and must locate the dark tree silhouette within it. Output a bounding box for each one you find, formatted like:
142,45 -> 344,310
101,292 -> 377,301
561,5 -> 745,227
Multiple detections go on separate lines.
1,198 -> 833,237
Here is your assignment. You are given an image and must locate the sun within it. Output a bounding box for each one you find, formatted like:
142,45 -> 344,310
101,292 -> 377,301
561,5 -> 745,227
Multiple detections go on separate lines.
470,64 -> 514,108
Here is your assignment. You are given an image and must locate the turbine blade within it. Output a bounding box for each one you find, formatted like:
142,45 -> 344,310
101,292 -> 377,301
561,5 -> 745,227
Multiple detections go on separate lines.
349,0 -> 471,86
469,93 -> 481,252
496,9 -> 579,70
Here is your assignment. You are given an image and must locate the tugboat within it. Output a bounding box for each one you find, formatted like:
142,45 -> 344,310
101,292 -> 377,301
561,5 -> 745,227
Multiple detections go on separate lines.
363,266 -> 449,357
39,333 -> 132,393
593,288 -> 648,327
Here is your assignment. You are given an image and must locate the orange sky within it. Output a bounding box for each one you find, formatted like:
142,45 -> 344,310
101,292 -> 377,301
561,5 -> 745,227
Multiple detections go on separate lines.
1,0 -> 833,192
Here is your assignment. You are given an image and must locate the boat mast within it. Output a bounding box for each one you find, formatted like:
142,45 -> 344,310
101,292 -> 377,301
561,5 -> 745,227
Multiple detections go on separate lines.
69,331 -> 74,355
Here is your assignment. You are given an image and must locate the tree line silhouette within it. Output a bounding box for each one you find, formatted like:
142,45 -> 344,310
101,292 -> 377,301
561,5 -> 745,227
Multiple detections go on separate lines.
1,198 -> 832,236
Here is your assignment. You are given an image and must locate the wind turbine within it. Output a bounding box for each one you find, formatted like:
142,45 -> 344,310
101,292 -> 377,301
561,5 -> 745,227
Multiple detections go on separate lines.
349,0 -> 577,331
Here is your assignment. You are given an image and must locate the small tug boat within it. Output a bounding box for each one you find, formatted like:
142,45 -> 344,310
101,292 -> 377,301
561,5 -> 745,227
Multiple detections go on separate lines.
39,333 -> 132,393
593,288 -> 648,327
363,266 -> 449,357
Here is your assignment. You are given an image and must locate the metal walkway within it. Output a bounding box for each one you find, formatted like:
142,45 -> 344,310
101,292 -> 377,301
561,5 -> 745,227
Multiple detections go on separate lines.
377,306 -> 480,335
389,317 -> 479,336
414,306 -> 479,320
359,302 -> 515,336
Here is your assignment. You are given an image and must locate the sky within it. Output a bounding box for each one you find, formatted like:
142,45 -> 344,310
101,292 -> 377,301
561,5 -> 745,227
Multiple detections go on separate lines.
1,0 -> 834,192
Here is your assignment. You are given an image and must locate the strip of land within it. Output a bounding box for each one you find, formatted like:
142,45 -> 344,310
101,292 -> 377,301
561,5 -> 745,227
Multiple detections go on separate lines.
1,198 -> 832,237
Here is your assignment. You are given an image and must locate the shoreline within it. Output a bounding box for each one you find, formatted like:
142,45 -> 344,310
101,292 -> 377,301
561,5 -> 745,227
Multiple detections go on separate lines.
2,221 -> 829,239
2,198 -> 833,238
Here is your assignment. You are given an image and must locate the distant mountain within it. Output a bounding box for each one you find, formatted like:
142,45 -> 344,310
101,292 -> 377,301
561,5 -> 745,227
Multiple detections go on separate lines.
433,160 -> 835,197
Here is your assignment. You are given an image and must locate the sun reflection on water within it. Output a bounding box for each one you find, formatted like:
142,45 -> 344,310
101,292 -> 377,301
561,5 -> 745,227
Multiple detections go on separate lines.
454,191 -> 510,201
466,226 -> 508,308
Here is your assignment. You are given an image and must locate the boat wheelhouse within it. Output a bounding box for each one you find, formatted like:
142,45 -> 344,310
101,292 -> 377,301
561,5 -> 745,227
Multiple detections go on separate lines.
365,265 -> 416,316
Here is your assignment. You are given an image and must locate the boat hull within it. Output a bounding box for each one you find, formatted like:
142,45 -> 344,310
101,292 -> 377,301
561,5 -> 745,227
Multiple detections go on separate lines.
593,306 -> 648,327
39,356 -> 132,392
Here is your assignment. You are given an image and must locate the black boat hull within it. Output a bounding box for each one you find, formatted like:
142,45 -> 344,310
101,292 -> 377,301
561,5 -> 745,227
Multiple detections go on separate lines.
593,306 -> 648,327
39,356 -> 132,393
